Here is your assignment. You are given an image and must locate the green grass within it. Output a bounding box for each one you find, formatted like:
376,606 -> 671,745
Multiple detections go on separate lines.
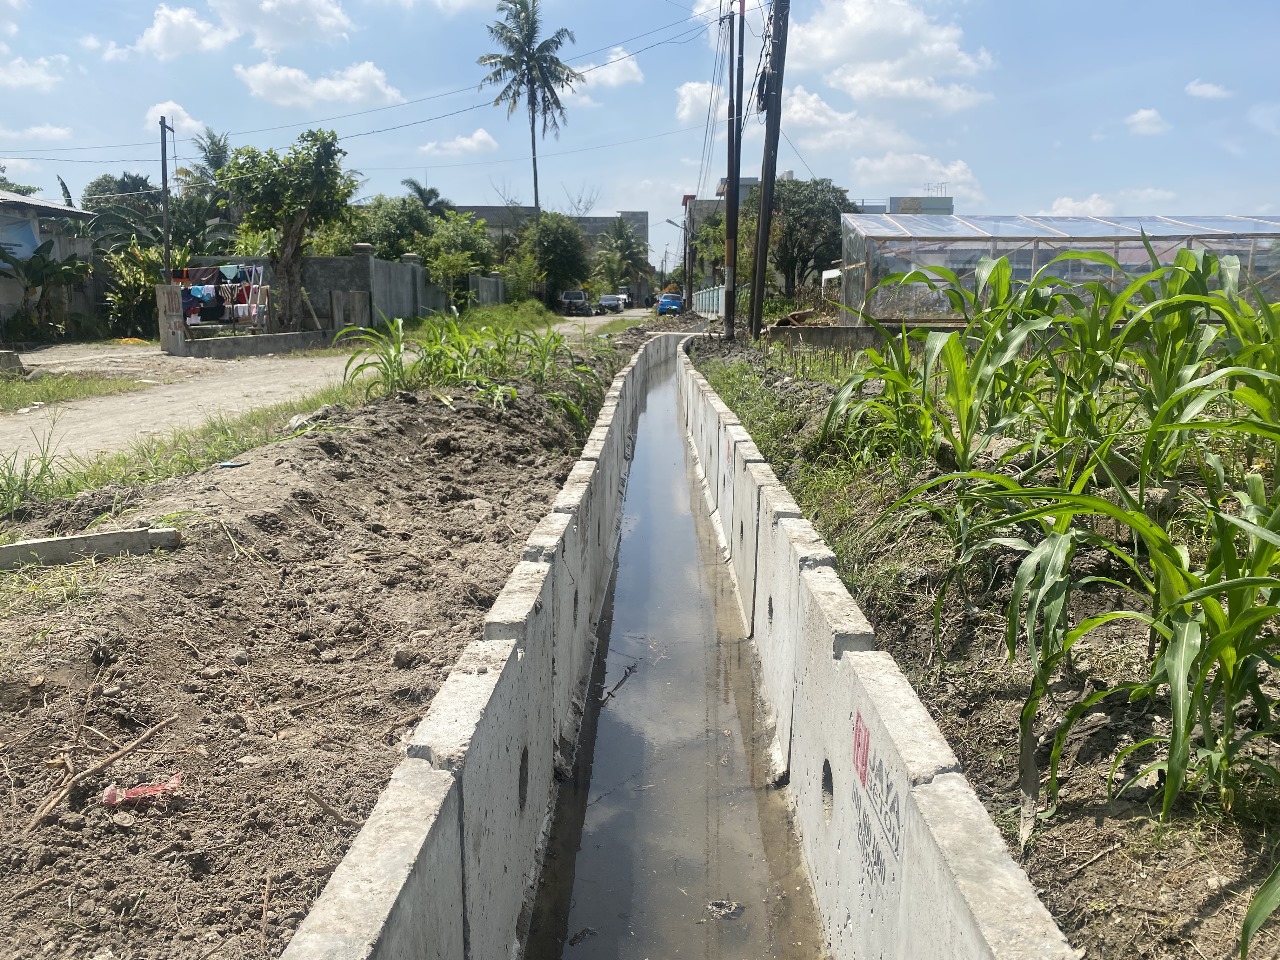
0,381 -> 361,517
395,300 -> 562,337
592,315 -> 651,338
0,373 -> 157,413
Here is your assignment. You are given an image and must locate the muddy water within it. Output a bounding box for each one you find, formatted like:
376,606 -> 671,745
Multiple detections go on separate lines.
526,361 -> 825,959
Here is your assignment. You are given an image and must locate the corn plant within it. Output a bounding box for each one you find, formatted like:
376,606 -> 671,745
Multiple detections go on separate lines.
337,318 -> 425,398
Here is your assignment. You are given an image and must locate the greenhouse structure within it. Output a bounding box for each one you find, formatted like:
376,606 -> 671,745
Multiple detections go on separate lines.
840,213 -> 1280,322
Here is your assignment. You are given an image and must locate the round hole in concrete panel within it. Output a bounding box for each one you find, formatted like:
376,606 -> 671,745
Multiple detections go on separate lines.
767,596 -> 774,624
518,746 -> 529,812
821,759 -> 834,824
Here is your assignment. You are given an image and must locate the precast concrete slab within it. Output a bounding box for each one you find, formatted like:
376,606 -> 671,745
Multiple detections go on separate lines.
750,498 -> 817,775
729,460 -> 780,633
905,774 -> 1076,959
409,559 -> 557,960
282,761 -> 463,960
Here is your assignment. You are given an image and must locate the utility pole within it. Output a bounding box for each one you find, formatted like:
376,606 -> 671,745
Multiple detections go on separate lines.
159,115 -> 175,282
748,0 -> 791,339
724,2 -> 745,341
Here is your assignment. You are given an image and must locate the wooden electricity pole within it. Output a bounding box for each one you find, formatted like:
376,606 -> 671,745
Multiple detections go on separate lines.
748,0 -> 791,339
724,1 -> 745,341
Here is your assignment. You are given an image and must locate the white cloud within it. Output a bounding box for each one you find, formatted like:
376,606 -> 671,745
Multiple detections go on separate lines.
0,157 -> 39,175
144,101 -> 205,136
114,0 -> 352,59
234,60 -> 403,107
209,0 -> 353,54
1037,188 -> 1176,217
420,128 -> 498,158
132,5 -> 234,60
793,0 -> 991,111
0,54 -> 66,90
565,46 -> 643,109
675,81 -> 714,125
1185,79 -> 1231,100
1247,103 -> 1280,137
1039,194 -> 1115,217
78,34 -> 101,50
851,151 -> 984,205
1125,108 -> 1170,136
581,47 -> 643,89
783,85 -> 913,152
0,123 -> 71,140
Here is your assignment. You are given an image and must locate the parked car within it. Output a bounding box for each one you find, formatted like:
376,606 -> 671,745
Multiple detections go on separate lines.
657,293 -> 683,316
598,294 -> 623,314
559,290 -> 591,316
616,290 -> 632,308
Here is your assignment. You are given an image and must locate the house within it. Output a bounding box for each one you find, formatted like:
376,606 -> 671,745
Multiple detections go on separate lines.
451,205 -> 649,253
0,190 -> 94,323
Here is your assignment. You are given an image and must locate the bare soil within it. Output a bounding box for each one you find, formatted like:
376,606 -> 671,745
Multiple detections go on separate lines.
0,328 -> 662,959
692,336 -> 1280,960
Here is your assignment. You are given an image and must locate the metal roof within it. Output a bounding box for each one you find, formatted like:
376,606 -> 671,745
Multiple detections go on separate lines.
843,213 -> 1280,241
0,189 -> 94,219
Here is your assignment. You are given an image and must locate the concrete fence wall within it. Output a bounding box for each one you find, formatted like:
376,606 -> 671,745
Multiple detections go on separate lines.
281,332 -> 682,960
674,339 -> 1076,960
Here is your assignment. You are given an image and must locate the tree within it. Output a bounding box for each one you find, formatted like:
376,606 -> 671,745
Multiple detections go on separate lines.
401,178 -> 453,218
755,178 -> 856,297
81,172 -> 161,219
0,240 -> 92,340
595,216 -> 649,296
519,211 -> 586,301
0,163 -> 37,197
224,129 -> 358,327
477,0 -> 583,216
421,210 -> 495,274
692,210 -> 725,286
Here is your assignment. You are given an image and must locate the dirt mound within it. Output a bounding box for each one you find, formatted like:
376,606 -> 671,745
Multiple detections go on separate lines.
0,385 -> 588,959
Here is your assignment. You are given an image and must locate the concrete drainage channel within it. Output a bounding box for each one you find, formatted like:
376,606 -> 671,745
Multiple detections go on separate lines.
282,332 -> 1078,960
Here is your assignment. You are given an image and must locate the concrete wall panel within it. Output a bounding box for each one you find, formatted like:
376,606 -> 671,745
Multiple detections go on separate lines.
282,761 -> 462,960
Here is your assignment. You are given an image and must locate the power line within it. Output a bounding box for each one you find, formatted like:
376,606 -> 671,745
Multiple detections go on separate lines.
0,8 -> 751,155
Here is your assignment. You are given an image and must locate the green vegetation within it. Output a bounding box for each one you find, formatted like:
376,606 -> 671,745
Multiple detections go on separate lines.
708,244 -> 1280,956
339,316 -> 604,434
0,372 -> 154,413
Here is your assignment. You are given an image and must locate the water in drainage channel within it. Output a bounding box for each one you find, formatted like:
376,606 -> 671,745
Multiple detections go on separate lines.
526,360 -> 825,959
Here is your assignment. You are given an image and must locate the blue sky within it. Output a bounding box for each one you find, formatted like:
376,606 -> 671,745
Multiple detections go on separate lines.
1,0 -> 1276,267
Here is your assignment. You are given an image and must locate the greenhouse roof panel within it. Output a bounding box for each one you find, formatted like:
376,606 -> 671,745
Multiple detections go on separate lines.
843,213 -> 1280,241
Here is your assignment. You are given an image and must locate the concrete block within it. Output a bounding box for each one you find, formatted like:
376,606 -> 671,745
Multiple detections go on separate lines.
790,644 -> 957,960
715,424 -> 764,574
552,460 -> 610,599
903,774 -> 1076,960
730,461 -> 778,630
752,516 -> 833,774
282,760 -> 463,960
0,527 -> 181,571
409,560 -> 556,960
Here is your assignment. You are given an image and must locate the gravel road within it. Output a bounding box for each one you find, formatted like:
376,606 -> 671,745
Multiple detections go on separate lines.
2,343 -> 349,461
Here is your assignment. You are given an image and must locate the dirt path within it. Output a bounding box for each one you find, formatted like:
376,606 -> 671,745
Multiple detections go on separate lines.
3,346 -> 350,461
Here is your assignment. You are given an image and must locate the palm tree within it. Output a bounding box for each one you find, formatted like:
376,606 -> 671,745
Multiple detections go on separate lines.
477,0 -> 582,217
401,178 -> 453,218
597,216 -> 649,297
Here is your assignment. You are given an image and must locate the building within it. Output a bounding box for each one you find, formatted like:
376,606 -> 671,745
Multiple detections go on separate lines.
0,190 -> 95,325
840,212 -> 1280,320
451,205 -> 649,253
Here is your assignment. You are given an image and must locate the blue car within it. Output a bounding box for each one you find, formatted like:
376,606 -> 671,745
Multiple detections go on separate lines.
657,293 -> 683,316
